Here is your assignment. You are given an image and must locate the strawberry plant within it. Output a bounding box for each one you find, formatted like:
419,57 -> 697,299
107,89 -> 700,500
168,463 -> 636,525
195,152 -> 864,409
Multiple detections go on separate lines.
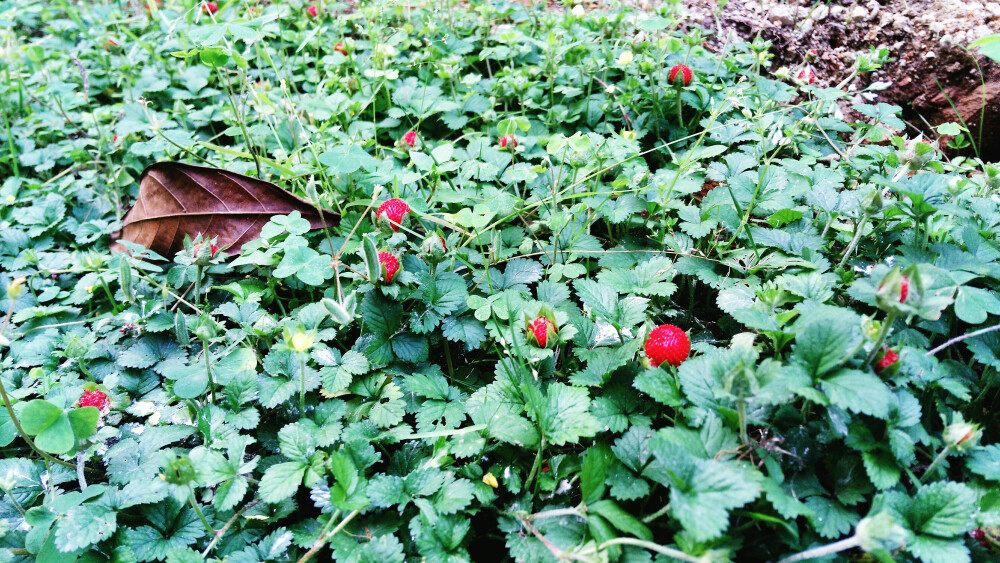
0,1 -> 998,562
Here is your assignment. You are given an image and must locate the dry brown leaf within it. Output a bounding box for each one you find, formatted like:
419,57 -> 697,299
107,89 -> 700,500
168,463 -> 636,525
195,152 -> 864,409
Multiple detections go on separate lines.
113,162 -> 336,258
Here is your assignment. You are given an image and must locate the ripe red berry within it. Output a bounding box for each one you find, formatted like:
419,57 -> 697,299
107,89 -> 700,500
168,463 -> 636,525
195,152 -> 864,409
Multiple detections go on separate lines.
668,64 -> 693,87
645,324 -> 690,368
378,251 -> 400,283
334,42 -> 347,55
528,316 -> 557,349
899,276 -> 909,303
78,390 -> 110,414
875,348 -> 899,373
202,2 -> 218,15
306,4 -> 318,17
500,134 -> 517,149
402,130 -> 417,147
798,66 -> 816,84
375,198 -> 410,233
971,529 -> 986,541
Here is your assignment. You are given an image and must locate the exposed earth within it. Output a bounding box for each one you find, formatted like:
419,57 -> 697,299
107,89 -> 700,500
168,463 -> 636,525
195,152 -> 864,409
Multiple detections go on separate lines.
681,0 -> 1000,161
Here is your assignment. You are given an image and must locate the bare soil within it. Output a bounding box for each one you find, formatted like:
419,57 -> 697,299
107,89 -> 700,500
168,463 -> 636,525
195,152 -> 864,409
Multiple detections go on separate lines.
682,0 -> 1000,161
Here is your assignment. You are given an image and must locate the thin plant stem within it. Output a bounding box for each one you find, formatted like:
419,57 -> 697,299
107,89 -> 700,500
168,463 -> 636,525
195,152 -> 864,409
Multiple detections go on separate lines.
203,341 -> 215,404
0,301 -> 77,471
297,509 -> 359,563
299,354 -> 307,416
836,211 -> 871,270
775,535 -> 862,563
597,538 -> 700,562
189,495 -> 215,536
864,311 -> 897,368
919,445 -> 952,484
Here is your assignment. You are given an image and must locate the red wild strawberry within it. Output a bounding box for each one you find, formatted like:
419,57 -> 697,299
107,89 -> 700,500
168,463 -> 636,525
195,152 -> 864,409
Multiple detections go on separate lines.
541,461 -> 550,473
78,390 -> 111,415
402,130 -> 417,147
645,324 -> 690,368
875,348 -> 899,373
899,276 -> 909,303
528,316 -> 557,349
500,134 -> 517,149
306,4 -> 318,17
378,251 -> 400,283
334,42 -> 347,55
105,38 -> 118,50
375,198 -> 411,233
668,64 -> 693,87
202,1 -> 218,15
798,66 -> 816,84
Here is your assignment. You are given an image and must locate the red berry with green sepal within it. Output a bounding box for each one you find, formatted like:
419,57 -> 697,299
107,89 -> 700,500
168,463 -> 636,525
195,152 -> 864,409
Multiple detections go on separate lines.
378,251 -> 400,284
527,316 -> 557,349
645,324 -> 690,368
668,64 -> 692,87
875,348 -> 899,373
375,198 -> 411,233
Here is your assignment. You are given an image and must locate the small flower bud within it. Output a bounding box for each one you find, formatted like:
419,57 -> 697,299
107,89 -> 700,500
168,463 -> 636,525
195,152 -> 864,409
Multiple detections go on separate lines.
6,277 -> 26,300
943,421 -> 981,452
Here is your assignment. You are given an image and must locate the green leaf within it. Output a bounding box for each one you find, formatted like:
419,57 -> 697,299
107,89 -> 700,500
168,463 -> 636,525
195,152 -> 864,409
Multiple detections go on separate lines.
67,407 -> 99,441
633,368 -> 681,407
644,443 -> 761,542
821,369 -> 891,419
259,462 -> 306,503
527,382 -> 601,446
967,444 -> 1000,481
908,535 -> 969,563
970,34 -> 1000,63
19,399 -> 63,434
588,499 -> 652,541
862,450 -> 901,490
54,504 -> 117,552
804,496 -> 859,539
792,312 -> 861,376
911,481 -> 976,537
580,445 -> 608,505
21,400 -> 75,454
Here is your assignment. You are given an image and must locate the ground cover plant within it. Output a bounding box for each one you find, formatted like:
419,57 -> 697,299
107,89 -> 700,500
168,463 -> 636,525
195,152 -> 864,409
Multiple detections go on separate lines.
1,0 -> 999,561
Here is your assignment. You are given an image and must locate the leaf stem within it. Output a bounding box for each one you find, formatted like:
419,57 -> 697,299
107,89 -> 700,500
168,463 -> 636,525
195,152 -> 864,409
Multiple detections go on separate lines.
299,354 -> 307,416
597,538 -> 700,562
189,494 -> 215,536
919,445 -> 952,484
0,300 -> 77,470
775,535 -> 861,563
297,509 -> 359,563
201,499 -> 260,556
203,341 -> 215,404
836,210 -> 870,270
643,502 -> 671,523
864,310 -> 897,368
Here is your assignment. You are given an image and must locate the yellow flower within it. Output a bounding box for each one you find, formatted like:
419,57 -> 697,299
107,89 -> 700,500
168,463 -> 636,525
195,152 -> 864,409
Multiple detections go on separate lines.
4,195 -> 14,203
290,332 -> 314,353
482,472 -> 499,488
621,130 -> 636,140
617,51 -> 633,65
